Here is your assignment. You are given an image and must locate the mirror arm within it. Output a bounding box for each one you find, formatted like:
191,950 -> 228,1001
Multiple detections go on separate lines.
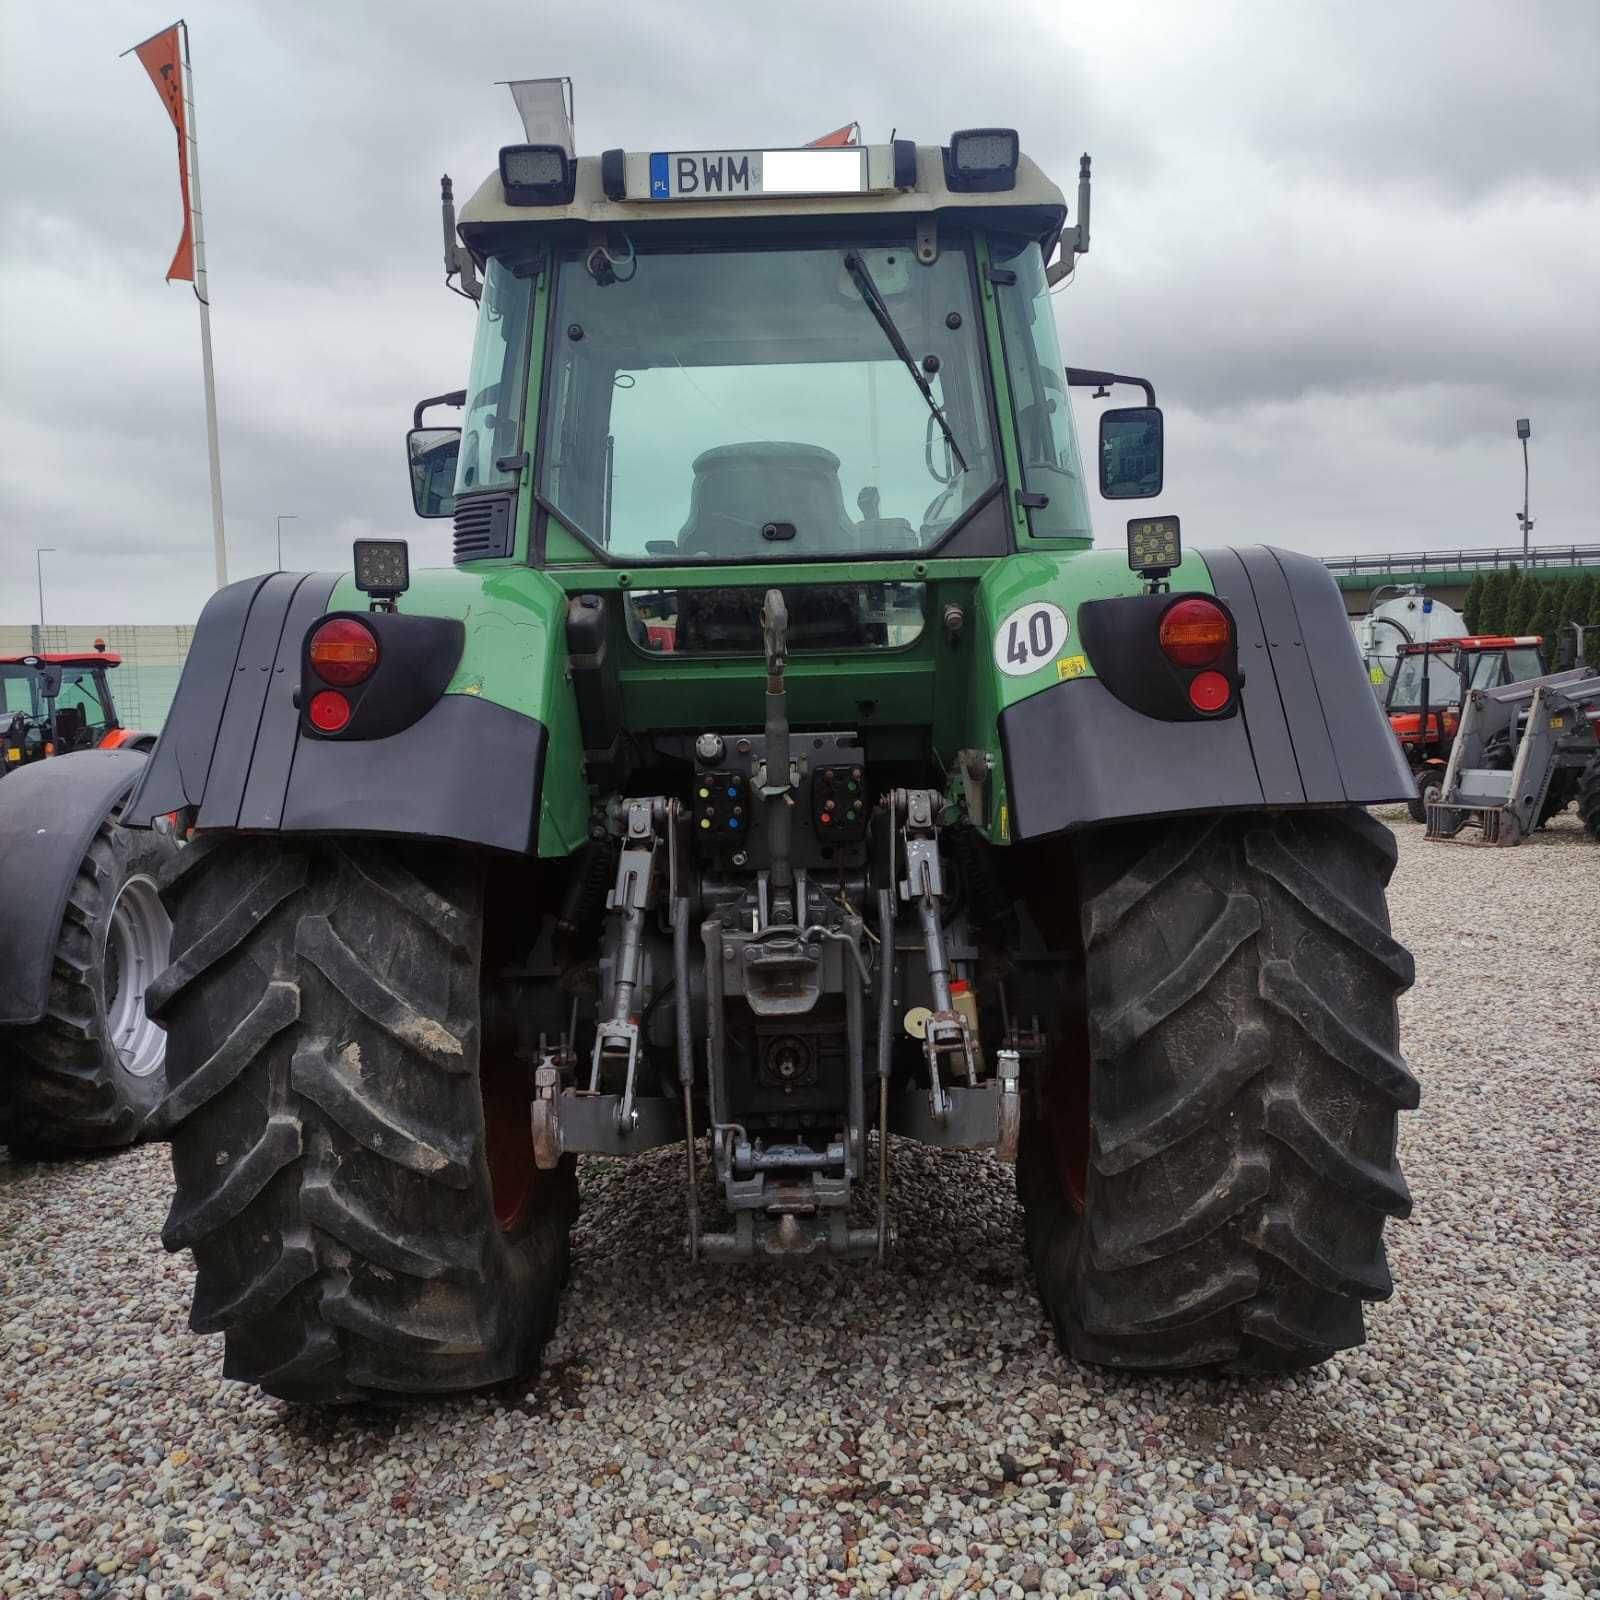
1066,367 -> 1156,408
413,390 -> 467,430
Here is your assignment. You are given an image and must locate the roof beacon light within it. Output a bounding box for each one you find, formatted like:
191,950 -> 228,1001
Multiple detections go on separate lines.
1127,515 -> 1182,577
352,539 -> 410,609
947,128 -> 1019,192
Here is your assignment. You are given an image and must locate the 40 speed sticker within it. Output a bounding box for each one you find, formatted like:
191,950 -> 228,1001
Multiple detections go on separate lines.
994,600 -> 1070,677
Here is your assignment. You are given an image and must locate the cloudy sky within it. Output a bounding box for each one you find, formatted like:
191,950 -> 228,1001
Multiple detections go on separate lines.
1,0 -> 1596,625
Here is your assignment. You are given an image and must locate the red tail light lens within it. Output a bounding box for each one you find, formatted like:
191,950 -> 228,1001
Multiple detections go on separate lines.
308,689 -> 351,732
1159,598 -> 1231,667
308,618 -> 379,686
1188,669 -> 1232,712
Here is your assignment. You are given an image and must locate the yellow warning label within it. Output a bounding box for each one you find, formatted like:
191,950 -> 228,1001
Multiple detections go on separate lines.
1369,664 -> 1386,685
998,803 -> 1010,842
1056,653 -> 1089,681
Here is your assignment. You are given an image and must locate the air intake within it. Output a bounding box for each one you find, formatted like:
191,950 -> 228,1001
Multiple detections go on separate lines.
453,493 -> 515,563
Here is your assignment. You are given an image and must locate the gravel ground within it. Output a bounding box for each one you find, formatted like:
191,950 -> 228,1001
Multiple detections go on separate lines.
3,815 -> 1597,1600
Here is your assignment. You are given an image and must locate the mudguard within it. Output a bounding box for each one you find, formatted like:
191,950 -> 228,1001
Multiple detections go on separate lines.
0,748 -> 151,1026
997,545 -> 1415,840
123,569 -> 580,857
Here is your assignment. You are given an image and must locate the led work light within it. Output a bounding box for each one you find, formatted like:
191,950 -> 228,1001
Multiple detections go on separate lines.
946,128 -> 1019,192
1127,515 -> 1181,576
353,539 -> 410,607
499,143 -> 576,205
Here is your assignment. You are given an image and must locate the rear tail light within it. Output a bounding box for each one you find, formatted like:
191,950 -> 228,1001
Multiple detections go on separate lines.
1188,670 -> 1232,713
308,618 -> 379,686
307,690 -> 352,733
1159,598 -> 1231,667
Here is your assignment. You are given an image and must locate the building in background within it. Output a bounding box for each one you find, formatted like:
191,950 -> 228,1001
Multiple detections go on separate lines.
0,624 -> 193,732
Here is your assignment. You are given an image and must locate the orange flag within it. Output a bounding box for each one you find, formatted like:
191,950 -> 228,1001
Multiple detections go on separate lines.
133,25 -> 194,282
806,122 -> 860,148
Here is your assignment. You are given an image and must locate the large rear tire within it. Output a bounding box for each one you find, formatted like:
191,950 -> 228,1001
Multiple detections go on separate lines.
148,836 -> 577,1404
1020,809 -> 1418,1374
1579,755 -> 1600,841
3,809 -> 177,1154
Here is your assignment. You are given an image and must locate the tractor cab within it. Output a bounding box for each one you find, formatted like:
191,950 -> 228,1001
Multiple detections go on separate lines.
0,648 -> 127,771
1385,634 -> 1546,737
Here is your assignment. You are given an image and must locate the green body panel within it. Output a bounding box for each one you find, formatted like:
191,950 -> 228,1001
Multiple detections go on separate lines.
963,548 -> 1217,842
370,220 -> 1215,857
327,567 -> 589,857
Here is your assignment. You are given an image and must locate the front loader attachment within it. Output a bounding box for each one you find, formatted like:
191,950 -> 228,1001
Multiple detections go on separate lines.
1427,666 -> 1600,845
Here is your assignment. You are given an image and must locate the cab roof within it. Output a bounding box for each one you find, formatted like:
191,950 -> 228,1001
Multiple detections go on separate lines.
457,142 -> 1069,257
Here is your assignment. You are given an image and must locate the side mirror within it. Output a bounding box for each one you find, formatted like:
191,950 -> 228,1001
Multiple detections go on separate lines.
407,427 -> 461,518
37,665 -> 63,701
1098,406 -> 1164,499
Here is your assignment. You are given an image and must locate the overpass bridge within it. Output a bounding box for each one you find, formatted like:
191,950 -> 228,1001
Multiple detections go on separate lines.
1325,544 -> 1600,616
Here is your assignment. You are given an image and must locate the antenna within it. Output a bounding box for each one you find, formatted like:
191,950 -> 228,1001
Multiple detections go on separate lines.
440,175 -> 481,302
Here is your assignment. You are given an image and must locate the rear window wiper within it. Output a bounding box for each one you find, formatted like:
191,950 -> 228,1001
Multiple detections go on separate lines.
843,251 -> 968,475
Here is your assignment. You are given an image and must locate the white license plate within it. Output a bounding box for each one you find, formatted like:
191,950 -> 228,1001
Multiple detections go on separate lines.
648,147 -> 865,200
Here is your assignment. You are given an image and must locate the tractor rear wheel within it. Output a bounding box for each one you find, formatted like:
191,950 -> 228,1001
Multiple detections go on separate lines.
1405,771 -> 1441,825
1019,809 -> 1418,1374
4,808 -> 177,1154
1578,755 -> 1600,841
148,836 -> 577,1404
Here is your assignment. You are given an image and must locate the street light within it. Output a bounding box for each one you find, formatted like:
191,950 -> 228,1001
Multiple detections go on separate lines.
1515,418 -> 1533,559
275,513 -> 299,572
35,546 -> 56,637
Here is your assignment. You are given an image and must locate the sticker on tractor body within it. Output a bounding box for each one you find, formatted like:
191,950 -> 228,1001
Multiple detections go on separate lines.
994,601 -> 1070,677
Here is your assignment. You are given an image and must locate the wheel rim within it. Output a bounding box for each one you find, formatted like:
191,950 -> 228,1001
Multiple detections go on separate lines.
1047,1004 -> 1092,1213
104,873 -> 171,1077
480,1052 -> 535,1231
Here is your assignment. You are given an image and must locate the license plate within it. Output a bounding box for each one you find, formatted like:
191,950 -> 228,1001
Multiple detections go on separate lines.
648,147 -> 865,200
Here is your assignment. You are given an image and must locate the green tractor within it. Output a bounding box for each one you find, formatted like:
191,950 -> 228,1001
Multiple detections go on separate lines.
123,92 -> 1419,1404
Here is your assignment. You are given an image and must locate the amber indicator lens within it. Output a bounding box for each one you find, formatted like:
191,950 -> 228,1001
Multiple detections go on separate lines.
1159,598 -> 1231,668
308,618 -> 379,686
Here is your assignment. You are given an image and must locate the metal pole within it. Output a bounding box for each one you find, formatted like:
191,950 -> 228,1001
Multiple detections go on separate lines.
1521,436 -> 1530,563
275,513 -> 297,571
35,547 -> 56,634
182,23 -> 228,589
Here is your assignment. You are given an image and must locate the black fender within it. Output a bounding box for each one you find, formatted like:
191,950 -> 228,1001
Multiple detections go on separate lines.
0,748 -> 151,1026
999,545 -> 1416,840
122,572 -> 548,856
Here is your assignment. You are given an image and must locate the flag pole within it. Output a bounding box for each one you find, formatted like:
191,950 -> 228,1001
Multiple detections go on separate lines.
181,20 -> 228,588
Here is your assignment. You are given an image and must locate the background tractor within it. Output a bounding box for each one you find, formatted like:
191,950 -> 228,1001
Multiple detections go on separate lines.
1,648 -> 178,1153
123,90 -> 1419,1405
1383,633 -> 1547,820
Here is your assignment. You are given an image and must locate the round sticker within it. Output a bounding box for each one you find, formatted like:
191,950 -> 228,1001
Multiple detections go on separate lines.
994,601 -> 1069,677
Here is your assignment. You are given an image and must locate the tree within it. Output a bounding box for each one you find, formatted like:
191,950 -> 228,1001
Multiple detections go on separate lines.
1570,573 -> 1598,640
1463,571 -> 1487,635
1507,573 -> 1543,636
1479,568 -> 1514,635
1531,581 -> 1563,665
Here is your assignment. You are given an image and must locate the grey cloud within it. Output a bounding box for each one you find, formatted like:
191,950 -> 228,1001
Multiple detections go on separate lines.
1,0 -> 1596,625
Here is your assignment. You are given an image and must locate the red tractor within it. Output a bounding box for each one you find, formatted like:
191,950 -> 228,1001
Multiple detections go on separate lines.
1385,634 -> 1545,820
0,644 -> 157,770
0,644 -> 178,1154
